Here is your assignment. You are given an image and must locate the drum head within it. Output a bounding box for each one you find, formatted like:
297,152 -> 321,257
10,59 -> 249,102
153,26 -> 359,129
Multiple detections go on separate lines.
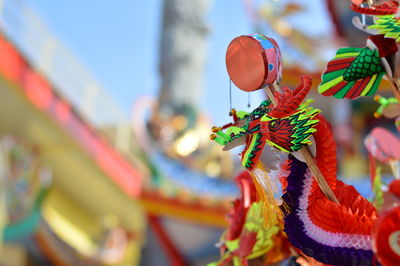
365,127 -> 400,163
226,34 -> 281,92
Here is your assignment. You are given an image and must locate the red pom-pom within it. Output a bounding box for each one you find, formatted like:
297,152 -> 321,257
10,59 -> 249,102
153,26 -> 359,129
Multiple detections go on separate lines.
369,34 -> 398,58
372,206 -> 400,266
389,180 -> 400,199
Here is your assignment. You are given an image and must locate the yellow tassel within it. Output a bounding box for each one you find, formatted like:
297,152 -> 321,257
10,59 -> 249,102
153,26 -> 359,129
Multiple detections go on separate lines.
250,162 -> 283,228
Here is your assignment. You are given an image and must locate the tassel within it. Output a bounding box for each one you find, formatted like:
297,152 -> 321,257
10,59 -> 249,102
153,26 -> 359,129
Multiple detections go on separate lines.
249,162 -> 283,227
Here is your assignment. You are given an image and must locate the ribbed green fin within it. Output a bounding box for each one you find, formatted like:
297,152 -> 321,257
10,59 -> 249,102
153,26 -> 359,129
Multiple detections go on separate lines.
369,15 -> 400,42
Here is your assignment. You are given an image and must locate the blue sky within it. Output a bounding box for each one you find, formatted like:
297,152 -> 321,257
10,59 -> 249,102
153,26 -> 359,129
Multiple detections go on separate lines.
27,0 -> 331,125
28,0 -> 163,114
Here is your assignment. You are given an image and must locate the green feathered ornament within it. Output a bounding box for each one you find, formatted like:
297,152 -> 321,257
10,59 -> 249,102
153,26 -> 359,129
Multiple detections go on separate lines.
318,35 -> 398,99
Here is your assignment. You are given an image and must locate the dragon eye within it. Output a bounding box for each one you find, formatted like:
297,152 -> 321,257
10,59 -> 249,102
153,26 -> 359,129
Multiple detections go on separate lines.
251,110 -> 262,120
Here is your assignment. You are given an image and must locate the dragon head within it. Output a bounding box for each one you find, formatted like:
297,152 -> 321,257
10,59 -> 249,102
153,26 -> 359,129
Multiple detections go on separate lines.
245,101 -> 273,133
211,76 -> 319,170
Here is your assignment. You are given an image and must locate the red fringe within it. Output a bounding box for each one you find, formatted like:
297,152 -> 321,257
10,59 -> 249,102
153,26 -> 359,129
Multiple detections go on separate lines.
350,2 -> 399,15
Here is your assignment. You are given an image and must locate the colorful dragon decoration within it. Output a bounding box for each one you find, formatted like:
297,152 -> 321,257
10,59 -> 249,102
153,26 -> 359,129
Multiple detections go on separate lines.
212,76 -> 379,265
209,23 -> 400,262
364,91 -> 400,265
209,171 -> 290,266
319,1 -> 400,101
210,3 -> 400,261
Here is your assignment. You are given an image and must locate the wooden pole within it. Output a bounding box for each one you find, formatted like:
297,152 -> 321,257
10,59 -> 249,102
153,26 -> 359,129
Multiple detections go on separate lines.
301,147 -> 339,203
389,160 -> 400,180
388,77 -> 400,103
383,77 -> 400,180
264,84 -> 340,204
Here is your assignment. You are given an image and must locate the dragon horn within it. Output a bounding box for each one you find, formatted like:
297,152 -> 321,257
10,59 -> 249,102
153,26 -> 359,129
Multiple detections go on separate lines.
293,75 -> 312,100
268,76 -> 312,118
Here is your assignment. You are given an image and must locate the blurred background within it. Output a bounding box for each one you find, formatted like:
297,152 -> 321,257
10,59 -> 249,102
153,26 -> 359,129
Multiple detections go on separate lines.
0,0 -> 396,265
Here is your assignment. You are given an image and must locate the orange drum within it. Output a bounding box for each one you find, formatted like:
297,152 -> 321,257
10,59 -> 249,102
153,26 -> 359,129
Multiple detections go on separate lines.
226,34 -> 282,92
